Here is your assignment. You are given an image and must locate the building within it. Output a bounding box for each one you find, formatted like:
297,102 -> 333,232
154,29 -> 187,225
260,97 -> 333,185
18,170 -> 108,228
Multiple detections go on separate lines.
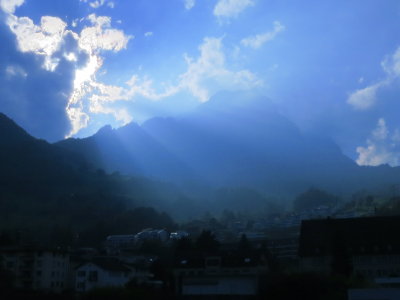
298,216 -> 400,278
75,257 -> 137,292
267,236 -> 299,260
170,231 -> 189,240
104,235 -> 136,254
348,288 -> 400,300
136,229 -> 169,243
0,247 -> 70,293
173,254 -> 268,298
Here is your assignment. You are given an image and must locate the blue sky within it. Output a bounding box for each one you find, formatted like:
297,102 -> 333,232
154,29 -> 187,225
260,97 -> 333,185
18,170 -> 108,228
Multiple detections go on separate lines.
0,0 -> 400,166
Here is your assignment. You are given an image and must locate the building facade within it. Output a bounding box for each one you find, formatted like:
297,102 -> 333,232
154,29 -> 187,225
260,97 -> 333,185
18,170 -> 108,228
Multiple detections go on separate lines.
0,247 -> 70,293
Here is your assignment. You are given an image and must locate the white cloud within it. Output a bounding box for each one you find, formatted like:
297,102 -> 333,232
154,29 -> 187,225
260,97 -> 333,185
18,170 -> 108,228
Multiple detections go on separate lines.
144,31 -> 153,37
2,1 -> 132,137
5,65 -> 27,78
347,82 -> 385,110
65,14 -> 132,137
80,0 -> 114,9
348,46 -> 400,110
2,0 -> 259,137
178,37 -> 262,102
356,118 -> 400,167
0,0 -> 24,14
7,15 -> 67,71
214,0 -> 254,20
184,0 -> 195,10
241,21 -> 285,49
83,36 -> 261,126
79,14 -> 131,53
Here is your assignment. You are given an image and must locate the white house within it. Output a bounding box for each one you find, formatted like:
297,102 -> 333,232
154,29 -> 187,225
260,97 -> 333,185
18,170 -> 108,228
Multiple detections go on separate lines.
75,257 -> 138,292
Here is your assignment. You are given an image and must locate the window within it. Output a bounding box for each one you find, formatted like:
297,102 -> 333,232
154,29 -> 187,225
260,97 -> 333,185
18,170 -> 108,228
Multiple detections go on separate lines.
77,270 -> 86,277
88,271 -> 98,282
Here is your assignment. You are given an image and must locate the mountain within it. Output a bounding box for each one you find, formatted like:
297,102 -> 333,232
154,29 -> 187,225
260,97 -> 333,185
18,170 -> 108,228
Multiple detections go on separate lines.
56,91 -> 400,196
0,112 -> 86,187
0,113 -> 181,246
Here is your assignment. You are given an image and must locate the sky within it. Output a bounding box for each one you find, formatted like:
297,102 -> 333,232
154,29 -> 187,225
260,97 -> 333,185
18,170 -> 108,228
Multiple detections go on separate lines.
0,0 -> 400,166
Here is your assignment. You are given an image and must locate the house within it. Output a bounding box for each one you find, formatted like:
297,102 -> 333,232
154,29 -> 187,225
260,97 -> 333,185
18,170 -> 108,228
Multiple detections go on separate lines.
75,256 -> 152,292
136,229 -> 169,243
0,247 -> 70,293
104,235 -> 136,254
298,216 -> 400,278
74,257 -> 146,292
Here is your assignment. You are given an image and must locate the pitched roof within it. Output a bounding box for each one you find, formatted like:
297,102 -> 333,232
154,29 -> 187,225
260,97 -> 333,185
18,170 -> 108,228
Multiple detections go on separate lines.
77,257 -> 132,272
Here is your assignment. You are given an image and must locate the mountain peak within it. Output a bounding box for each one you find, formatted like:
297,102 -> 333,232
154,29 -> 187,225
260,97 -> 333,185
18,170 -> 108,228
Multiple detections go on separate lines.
0,112 -> 34,145
95,124 -> 114,136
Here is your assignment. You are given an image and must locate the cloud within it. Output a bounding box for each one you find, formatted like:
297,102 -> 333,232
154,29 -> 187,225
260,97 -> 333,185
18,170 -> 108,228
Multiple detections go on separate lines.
213,0 -> 254,20
79,14 -> 130,52
65,14 -> 132,137
356,118 -> 400,166
2,0 -> 132,138
0,21 -> 76,142
80,0 -> 115,9
82,37 -> 261,125
5,64 -> 27,78
348,46 -> 400,110
347,82 -> 385,110
7,15 -> 68,71
241,21 -> 285,49
178,37 -> 262,102
1,0 -> 260,137
144,31 -> 153,37
184,0 -> 195,10
0,0 -> 24,14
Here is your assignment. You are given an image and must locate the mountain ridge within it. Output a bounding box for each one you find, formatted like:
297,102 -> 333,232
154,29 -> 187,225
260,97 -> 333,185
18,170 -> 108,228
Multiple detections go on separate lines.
55,92 -> 400,196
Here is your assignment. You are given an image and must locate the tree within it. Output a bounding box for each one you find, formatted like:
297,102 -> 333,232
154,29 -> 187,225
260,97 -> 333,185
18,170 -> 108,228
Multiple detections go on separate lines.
195,230 -> 219,252
238,234 -> 252,254
294,188 -> 338,212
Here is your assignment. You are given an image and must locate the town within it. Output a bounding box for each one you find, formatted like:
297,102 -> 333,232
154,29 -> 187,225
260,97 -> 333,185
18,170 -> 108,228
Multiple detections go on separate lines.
2,194 -> 400,300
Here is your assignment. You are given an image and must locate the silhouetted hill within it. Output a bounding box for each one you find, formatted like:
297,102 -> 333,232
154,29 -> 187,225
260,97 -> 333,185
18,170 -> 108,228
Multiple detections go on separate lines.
0,114 -> 179,247
0,112 -> 34,145
57,91 -> 400,196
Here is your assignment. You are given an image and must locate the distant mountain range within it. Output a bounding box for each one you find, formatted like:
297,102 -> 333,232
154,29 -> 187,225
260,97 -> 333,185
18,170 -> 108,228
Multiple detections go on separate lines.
54,91 -> 400,196
1,91 -> 400,244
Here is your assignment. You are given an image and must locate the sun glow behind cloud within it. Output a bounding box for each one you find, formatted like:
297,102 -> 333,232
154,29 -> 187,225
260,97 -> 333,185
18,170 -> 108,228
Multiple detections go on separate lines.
0,0 -> 400,166
66,14 -> 131,137
0,0 -> 267,138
